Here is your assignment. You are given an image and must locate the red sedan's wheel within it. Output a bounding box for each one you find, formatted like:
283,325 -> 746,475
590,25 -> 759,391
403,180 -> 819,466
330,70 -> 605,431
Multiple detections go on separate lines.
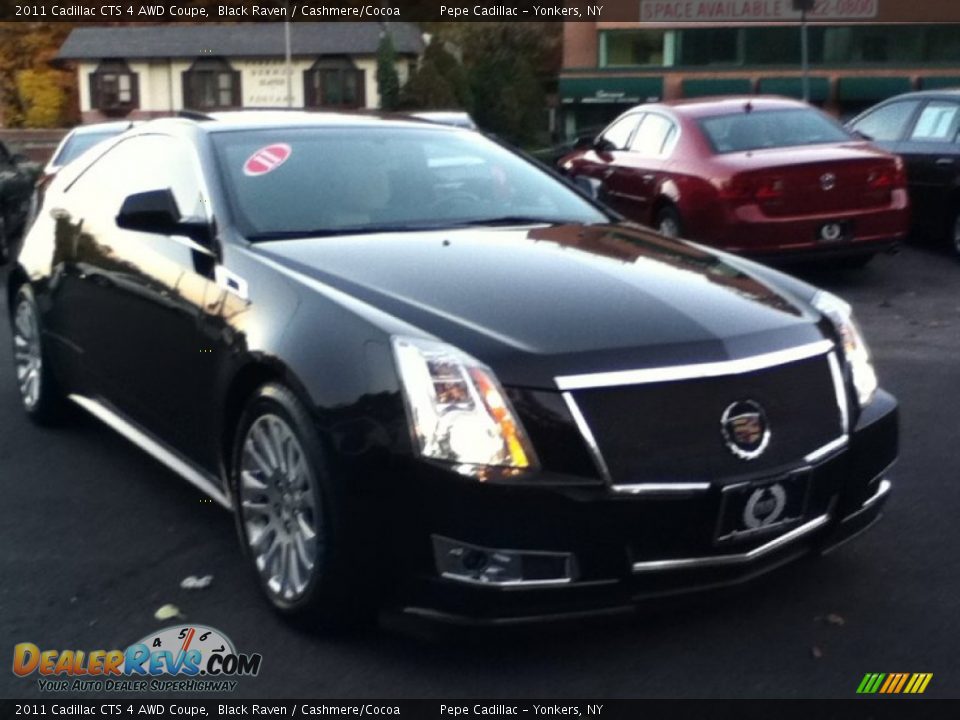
656,206 -> 682,239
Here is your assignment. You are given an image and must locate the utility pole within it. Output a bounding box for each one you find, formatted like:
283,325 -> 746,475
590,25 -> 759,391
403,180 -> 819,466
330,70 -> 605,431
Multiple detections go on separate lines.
793,0 -> 815,103
284,5 -> 293,107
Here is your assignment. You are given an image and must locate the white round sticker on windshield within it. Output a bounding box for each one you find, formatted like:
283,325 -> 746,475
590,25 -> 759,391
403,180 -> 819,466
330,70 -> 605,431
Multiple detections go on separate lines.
243,144 -> 292,177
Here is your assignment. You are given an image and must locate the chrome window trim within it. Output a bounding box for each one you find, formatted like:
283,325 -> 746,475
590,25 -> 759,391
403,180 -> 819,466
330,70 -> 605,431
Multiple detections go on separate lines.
69,394 -> 232,510
555,339 -> 834,391
631,513 -> 829,573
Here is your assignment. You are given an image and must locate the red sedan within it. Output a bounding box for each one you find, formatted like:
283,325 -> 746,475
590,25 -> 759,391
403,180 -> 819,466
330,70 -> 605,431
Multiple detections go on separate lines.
559,97 -> 910,263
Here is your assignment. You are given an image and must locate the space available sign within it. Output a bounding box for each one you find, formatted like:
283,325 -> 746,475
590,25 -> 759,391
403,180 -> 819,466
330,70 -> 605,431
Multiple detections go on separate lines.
640,0 -> 879,21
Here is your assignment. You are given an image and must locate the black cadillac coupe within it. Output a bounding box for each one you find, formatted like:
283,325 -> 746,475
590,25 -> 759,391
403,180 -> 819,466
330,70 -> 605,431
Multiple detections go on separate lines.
7,112 -> 897,626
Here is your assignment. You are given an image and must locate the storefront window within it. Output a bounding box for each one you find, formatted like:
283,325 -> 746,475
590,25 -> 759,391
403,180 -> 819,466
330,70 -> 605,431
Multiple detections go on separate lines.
663,25 -> 960,68
601,31 -> 670,67
677,28 -> 740,66
926,26 -> 960,62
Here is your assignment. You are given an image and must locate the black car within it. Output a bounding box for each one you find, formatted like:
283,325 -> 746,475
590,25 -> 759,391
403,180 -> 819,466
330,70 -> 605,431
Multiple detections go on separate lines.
0,139 -> 41,263
848,89 -> 960,257
7,112 -> 897,626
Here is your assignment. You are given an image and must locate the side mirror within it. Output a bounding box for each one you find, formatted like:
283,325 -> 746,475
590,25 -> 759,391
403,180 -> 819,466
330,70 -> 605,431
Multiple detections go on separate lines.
116,189 -> 213,248
573,133 -> 595,150
593,137 -> 617,153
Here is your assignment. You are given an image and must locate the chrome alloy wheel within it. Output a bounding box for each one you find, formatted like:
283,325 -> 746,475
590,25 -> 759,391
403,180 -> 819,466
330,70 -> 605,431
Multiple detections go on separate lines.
239,414 -> 320,603
13,297 -> 42,411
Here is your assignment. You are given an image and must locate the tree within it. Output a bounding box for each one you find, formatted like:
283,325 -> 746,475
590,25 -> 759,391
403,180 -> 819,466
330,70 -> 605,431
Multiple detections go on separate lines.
457,24 -> 553,146
16,69 -> 65,128
399,40 -> 472,111
413,23 -> 562,147
376,32 -> 400,112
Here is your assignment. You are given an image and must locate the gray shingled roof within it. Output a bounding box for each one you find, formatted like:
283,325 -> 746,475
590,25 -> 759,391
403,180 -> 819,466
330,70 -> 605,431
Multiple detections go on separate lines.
56,23 -> 424,61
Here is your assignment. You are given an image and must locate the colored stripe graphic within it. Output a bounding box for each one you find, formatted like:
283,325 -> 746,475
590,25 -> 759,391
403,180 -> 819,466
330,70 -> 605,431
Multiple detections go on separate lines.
858,673 -> 932,694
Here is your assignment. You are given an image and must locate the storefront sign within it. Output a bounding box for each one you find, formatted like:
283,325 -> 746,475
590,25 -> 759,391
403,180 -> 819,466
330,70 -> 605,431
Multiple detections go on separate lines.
640,0 -> 878,22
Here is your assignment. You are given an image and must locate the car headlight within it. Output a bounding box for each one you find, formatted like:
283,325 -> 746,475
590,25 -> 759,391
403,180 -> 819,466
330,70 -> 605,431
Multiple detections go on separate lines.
812,290 -> 878,407
392,337 -> 538,475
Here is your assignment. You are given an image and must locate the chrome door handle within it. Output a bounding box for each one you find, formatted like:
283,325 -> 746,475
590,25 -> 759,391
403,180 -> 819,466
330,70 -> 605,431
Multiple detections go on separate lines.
642,174 -> 656,182
935,157 -> 956,166
602,168 -> 615,180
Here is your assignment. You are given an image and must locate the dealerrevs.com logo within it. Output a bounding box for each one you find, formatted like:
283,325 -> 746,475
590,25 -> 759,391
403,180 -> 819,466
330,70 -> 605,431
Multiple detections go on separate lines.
13,625 -> 262,693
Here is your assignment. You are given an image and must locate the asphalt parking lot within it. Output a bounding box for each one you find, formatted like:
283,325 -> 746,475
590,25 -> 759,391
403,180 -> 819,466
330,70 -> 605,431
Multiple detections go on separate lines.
1,244 -> 958,700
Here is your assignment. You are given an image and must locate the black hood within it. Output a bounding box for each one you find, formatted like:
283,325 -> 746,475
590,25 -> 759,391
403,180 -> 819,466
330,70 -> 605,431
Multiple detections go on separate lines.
255,223 -> 827,388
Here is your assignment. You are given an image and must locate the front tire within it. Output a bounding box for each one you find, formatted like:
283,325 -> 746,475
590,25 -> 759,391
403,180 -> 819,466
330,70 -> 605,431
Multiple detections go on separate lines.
655,205 -> 682,239
231,382 -> 375,629
10,285 -> 69,424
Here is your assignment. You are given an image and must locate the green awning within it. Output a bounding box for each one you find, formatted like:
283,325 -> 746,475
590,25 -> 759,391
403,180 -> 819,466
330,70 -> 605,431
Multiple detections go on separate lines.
920,76 -> 960,91
682,78 -> 753,98
559,76 -> 663,105
837,77 -> 912,102
757,77 -> 830,102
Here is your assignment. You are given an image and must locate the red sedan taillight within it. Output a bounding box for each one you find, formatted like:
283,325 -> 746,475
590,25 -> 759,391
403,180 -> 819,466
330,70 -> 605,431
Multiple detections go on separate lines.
867,158 -> 906,190
719,174 -> 785,204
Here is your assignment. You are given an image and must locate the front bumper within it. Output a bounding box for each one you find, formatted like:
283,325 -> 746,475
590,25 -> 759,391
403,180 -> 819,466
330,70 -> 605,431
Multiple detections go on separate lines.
389,391 -> 898,625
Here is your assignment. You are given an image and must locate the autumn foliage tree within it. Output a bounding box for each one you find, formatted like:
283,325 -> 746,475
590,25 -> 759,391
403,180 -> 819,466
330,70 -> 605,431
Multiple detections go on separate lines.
0,22 -> 76,127
15,69 -> 65,127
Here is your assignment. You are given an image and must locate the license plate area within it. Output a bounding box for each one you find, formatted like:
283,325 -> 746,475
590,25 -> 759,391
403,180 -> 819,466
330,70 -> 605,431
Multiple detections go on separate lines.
817,220 -> 852,243
715,469 -> 811,544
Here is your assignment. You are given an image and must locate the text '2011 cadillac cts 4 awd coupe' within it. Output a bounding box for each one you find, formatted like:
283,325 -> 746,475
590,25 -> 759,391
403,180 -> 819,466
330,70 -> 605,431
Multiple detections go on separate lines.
7,112 -> 897,626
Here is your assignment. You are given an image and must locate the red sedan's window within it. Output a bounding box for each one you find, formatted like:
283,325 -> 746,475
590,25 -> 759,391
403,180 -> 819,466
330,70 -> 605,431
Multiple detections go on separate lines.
600,114 -> 642,150
630,114 -> 676,157
699,109 -> 851,154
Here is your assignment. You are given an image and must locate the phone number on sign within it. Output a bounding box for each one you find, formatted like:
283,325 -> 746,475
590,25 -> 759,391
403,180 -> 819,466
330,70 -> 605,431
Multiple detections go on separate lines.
808,0 -> 877,18
640,0 -> 877,22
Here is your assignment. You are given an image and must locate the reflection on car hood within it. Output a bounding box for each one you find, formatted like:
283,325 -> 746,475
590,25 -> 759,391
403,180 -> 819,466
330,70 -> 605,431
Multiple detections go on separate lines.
256,223 -> 827,388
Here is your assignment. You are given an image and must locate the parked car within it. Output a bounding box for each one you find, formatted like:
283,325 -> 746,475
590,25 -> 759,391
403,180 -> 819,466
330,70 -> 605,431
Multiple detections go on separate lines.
847,89 -> 960,258
7,112 -> 897,626
29,121 -> 136,227
0,140 -> 41,263
559,97 -> 910,265
409,110 -> 478,130
530,126 -> 605,168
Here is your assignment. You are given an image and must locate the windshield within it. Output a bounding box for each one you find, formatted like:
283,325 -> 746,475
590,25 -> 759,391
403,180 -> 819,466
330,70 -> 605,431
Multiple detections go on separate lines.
699,109 -> 852,154
211,127 -> 607,239
54,130 -> 122,166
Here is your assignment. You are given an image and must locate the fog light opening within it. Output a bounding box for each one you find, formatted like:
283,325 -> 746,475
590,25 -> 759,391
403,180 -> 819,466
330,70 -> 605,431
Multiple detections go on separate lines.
432,536 -> 576,587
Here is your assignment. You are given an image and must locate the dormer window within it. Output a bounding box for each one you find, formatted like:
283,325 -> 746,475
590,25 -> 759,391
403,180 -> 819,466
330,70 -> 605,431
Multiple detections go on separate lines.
89,60 -> 139,116
183,57 -> 241,110
304,57 -> 365,109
